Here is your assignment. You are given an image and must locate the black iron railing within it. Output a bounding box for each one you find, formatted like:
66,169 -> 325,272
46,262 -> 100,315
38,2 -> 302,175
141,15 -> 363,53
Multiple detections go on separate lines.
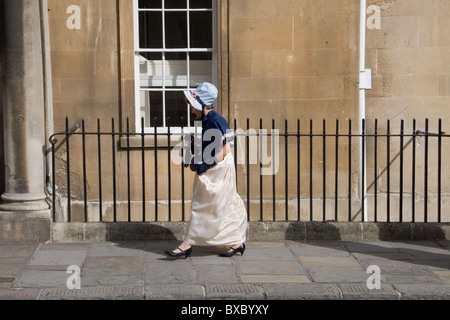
48,117 -> 449,223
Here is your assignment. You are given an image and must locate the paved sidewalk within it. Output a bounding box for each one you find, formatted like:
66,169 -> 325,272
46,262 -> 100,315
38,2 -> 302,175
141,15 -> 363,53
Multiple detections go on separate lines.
0,239 -> 449,300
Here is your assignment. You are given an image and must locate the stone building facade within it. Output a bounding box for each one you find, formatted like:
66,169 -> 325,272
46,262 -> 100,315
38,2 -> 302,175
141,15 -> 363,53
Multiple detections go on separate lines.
1,0 -> 450,241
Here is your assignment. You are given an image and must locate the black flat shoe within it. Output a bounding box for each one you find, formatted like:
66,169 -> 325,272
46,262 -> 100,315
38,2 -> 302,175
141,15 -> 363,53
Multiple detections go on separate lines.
219,243 -> 245,257
164,247 -> 192,259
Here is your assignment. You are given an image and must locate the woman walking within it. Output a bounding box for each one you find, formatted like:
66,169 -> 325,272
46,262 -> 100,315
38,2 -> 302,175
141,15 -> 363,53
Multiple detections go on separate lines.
164,83 -> 248,258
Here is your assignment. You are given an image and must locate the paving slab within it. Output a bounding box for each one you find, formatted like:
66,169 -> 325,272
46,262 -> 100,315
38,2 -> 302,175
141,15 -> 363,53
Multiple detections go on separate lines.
0,257 -> 30,275
356,258 -> 425,270
0,288 -> 41,300
233,246 -> 297,261
145,284 -> 205,300
433,270 -> 450,284
82,256 -> 143,276
362,264 -> 436,276
351,252 -> 414,261
88,241 -> 147,257
236,261 -> 304,275
240,274 -> 311,284
337,283 -> 400,300
288,243 -> 350,257
146,250 -> 172,261
342,241 -> 400,253
262,283 -> 341,300
246,241 -> 286,247
205,284 -> 265,300
437,240 -> 450,249
298,256 -> 360,267
14,270 -> 69,288
39,285 -> 143,300
28,249 -> 87,269
145,261 -> 194,285
193,264 -> 240,284
191,255 -> 233,265
412,260 -> 450,270
391,240 -> 443,250
81,275 -> 143,287
399,248 -> 450,261
38,242 -> 90,251
0,276 -> 16,289
393,284 -> 450,300
0,243 -> 39,258
382,274 -> 445,285
305,266 -> 368,283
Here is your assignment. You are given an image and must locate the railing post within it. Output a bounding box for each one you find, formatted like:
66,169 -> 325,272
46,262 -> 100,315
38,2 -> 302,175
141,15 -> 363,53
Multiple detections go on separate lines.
412,119 -> 416,222
272,119 -> 276,221
310,119 -> 313,221
168,117 -> 172,222
399,119 -> 404,222
141,117 -> 146,222
297,119 -> 301,221
348,119 -> 352,221
66,117 -> 72,222
154,117 -> 158,221
82,120 -> 88,222
126,118 -> 131,222
374,119 -> 378,222
50,137 -> 57,221
334,119 -> 339,221
246,118 -> 250,221
438,118 -> 442,223
259,118 -> 263,221
424,118 -> 429,222
323,119 -> 327,221
285,119 -> 288,221
97,119 -> 103,222
387,119 -> 390,223
111,118 -> 117,222
361,118 -> 366,222
181,122 -> 185,221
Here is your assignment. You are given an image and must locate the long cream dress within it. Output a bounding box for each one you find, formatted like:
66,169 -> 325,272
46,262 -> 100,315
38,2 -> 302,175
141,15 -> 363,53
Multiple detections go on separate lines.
184,152 -> 248,246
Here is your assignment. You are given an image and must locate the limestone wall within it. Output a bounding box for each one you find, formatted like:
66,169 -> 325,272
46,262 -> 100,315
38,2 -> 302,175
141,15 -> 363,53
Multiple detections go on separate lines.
44,0 -> 450,223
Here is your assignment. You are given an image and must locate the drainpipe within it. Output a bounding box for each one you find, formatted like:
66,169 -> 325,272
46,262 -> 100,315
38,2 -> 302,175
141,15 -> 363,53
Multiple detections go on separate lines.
359,0 -> 371,222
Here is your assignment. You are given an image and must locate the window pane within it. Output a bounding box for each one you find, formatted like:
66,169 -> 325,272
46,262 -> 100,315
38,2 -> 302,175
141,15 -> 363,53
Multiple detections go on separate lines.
149,91 -> 164,127
190,108 -> 200,127
140,52 -> 162,61
166,91 -> 188,128
165,12 -> 187,48
165,52 -> 187,88
139,11 -> 162,49
190,12 -> 212,48
190,0 -> 212,9
139,0 -> 162,9
190,52 -> 212,85
165,0 -> 186,9
190,52 -> 212,60
139,53 -> 162,88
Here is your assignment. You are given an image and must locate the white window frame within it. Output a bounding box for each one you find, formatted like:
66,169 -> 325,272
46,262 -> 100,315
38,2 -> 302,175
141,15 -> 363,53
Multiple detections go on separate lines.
133,0 -> 218,134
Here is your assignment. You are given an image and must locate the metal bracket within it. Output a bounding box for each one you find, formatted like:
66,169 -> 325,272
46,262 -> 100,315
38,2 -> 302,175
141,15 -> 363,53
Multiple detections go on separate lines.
359,69 -> 372,90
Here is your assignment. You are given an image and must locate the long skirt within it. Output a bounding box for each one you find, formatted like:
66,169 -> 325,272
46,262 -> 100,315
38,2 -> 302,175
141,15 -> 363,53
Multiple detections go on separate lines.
184,152 -> 248,247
